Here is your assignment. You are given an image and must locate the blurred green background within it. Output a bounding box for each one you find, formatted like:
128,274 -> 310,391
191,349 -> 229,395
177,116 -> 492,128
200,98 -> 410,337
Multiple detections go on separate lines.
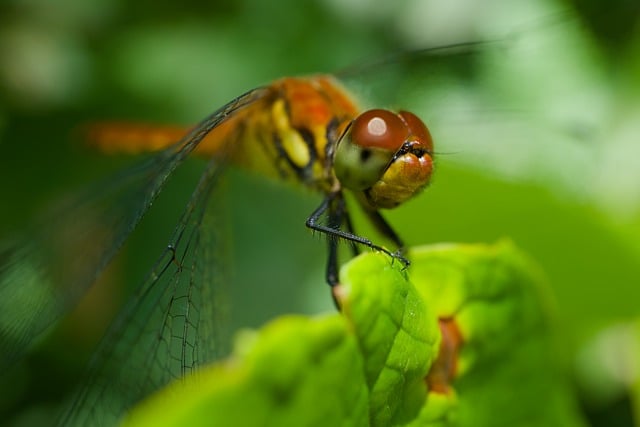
0,0 -> 639,426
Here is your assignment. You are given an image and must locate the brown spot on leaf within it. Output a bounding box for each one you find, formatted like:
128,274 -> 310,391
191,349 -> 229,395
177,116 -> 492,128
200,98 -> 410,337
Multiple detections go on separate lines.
425,317 -> 463,394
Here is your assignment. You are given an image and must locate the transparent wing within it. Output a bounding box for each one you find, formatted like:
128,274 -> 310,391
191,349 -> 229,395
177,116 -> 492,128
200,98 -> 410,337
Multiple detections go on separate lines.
334,40 -> 494,108
57,146 -> 228,426
334,40 -> 494,82
0,87 -> 268,368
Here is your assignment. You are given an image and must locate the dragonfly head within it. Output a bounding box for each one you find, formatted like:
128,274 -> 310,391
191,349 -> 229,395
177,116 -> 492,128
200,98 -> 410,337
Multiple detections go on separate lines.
333,109 -> 434,209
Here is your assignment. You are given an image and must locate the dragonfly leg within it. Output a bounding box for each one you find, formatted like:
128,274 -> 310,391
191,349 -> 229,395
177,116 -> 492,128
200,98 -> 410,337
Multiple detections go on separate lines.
306,194 -> 342,287
363,209 -> 404,249
306,192 -> 410,289
343,209 -> 360,258
362,209 -> 409,270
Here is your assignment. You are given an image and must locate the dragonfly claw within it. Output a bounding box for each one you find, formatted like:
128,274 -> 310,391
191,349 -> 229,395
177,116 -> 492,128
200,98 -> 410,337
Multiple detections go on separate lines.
393,250 -> 411,270
379,247 -> 410,269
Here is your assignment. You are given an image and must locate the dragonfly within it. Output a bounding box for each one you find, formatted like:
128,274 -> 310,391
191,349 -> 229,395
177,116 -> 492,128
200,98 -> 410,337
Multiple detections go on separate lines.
85,76 -> 435,289
0,41 -> 493,426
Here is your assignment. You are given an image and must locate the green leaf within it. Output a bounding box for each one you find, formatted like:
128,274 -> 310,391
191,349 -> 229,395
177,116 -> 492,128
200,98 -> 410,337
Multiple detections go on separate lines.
406,241 -> 586,427
338,252 -> 440,426
121,242 -> 586,427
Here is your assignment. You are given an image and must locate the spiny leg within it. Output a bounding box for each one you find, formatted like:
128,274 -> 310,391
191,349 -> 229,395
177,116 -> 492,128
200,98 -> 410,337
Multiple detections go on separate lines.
343,206 -> 360,258
326,196 -> 343,288
363,209 -> 404,249
362,208 -> 409,269
306,194 -> 343,288
306,192 -> 409,290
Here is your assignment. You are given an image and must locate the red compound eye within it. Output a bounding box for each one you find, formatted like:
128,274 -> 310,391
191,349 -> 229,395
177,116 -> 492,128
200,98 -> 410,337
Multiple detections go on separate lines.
349,109 -> 408,151
399,110 -> 433,152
